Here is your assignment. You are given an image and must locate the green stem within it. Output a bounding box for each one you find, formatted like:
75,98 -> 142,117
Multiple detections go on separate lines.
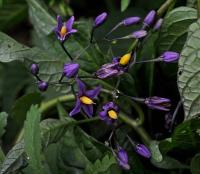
198,0 -> 200,18
157,0 -> 175,17
119,113 -> 151,145
39,94 -> 75,113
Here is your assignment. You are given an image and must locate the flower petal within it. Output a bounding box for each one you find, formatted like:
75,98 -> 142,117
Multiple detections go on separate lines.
85,86 -> 101,98
57,15 -> 63,31
82,104 -> 93,118
76,79 -> 86,96
69,99 -> 81,116
99,110 -> 107,120
66,16 -> 75,31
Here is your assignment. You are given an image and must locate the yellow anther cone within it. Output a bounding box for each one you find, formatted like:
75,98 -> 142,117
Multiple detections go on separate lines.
119,53 -> 132,66
80,96 -> 94,105
108,110 -> 118,119
60,26 -> 67,37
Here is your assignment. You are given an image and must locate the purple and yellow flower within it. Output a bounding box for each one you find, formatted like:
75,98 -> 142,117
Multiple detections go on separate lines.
54,15 -> 77,42
135,144 -> 151,158
145,96 -> 171,111
116,148 -> 130,170
94,12 -> 108,28
99,102 -> 119,124
69,79 -> 101,117
63,63 -> 79,78
38,81 -> 48,92
95,53 -> 132,79
30,63 -> 39,75
160,51 -> 180,62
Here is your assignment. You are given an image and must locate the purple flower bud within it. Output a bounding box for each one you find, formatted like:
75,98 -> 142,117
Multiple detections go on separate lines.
38,81 -> 48,92
131,30 -> 147,39
63,63 -> 79,78
153,18 -> 163,31
94,12 -> 108,27
117,148 -> 130,170
160,51 -> 180,62
135,144 -> 151,158
123,16 -> 141,26
30,64 -> 39,75
143,10 -> 156,27
145,96 -> 171,111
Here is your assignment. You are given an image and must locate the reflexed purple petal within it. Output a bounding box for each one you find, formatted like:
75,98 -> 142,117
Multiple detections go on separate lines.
66,16 -> 75,31
69,99 -> 81,116
67,29 -> 78,35
102,102 -> 115,110
135,144 -> 151,158
96,65 -> 120,79
82,104 -> 93,117
147,104 -> 170,111
57,15 -> 63,31
99,110 -> 107,120
76,79 -> 86,96
85,86 -> 101,98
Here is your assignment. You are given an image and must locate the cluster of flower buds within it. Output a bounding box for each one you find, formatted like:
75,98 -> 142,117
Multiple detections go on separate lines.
30,63 -> 48,92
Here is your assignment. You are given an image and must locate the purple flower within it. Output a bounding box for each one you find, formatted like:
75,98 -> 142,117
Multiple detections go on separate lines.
145,96 -> 171,111
131,30 -> 147,39
38,81 -> 48,92
54,15 -> 77,42
117,148 -> 130,170
123,16 -> 141,26
135,144 -> 151,158
160,51 -> 180,62
143,10 -> 156,27
99,102 -> 119,124
69,79 -> 101,117
94,12 -> 108,27
30,63 -> 39,75
96,53 -> 132,79
63,63 -> 79,78
153,18 -> 163,31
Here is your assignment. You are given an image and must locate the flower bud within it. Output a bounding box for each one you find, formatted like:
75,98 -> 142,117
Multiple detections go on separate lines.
123,16 -> 141,26
143,10 -> 156,27
117,148 -> 130,170
131,30 -> 147,39
135,144 -> 151,158
38,81 -> 48,92
94,12 -> 108,28
30,63 -> 39,75
160,51 -> 180,62
153,18 -> 163,31
63,63 -> 79,78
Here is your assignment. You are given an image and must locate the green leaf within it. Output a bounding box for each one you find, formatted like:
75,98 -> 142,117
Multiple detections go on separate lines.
5,92 -> 43,145
85,154 -> 119,174
24,105 -> 44,174
121,0 -> 130,12
157,7 -> 197,54
191,153 -> 200,174
149,141 -> 163,162
0,112 -> 8,138
178,19 -> 200,120
187,0 -> 197,8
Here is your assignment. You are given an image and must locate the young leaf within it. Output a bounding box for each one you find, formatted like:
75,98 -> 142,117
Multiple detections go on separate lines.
157,7 -> 197,54
178,19 -> 200,120
24,105 -> 44,174
121,0 -> 130,12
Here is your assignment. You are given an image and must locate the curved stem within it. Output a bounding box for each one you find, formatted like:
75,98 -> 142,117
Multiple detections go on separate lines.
157,0 -> 175,17
61,42 -> 73,61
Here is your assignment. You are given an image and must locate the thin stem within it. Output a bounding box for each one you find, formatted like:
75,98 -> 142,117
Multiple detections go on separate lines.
104,22 -> 122,38
119,113 -> 151,145
157,0 -> 175,17
59,74 -> 65,83
134,58 -> 161,64
126,134 -> 136,147
76,117 -> 99,125
198,0 -> 200,18
90,27 -> 95,43
128,39 -> 138,52
35,74 -> 42,81
61,42 -> 73,61
169,100 -> 182,131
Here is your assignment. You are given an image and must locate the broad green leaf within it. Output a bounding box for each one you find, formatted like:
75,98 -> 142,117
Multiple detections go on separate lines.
5,92 -> 43,145
0,141 -> 25,174
191,153 -> 200,174
178,19 -> 200,120
121,0 -> 130,12
0,112 -> 8,138
157,7 -> 197,54
24,105 -> 44,174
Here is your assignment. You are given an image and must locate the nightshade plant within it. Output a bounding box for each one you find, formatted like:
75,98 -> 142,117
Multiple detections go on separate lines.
0,0 -> 200,174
